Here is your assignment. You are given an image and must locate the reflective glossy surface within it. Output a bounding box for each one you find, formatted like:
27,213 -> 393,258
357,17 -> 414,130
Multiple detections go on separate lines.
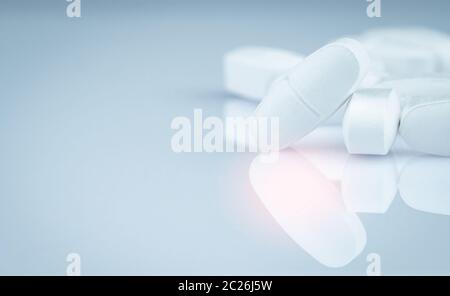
1,0 -> 449,275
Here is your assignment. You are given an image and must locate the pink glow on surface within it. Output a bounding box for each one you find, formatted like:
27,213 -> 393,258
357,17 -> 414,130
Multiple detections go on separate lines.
249,151 -> 366,268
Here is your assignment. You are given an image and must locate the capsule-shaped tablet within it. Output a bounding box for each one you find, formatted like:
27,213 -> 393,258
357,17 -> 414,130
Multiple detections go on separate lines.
378,78 -> 450,107
224,47 -> 303,100
344,78 -> 450,157
249,151 -> 366,268
343,88 -> 401,155
401,101 -> 450,157
254,38 -> 370,148
324,62 -> 389,126
381,78 -> 450,157
360,28 -> 450,77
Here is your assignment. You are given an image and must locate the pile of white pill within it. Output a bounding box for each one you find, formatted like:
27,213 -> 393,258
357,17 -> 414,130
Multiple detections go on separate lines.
223,27 -> 450,157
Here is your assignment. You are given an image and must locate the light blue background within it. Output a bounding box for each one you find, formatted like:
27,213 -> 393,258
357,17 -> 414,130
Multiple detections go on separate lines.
0,0 -> 449,275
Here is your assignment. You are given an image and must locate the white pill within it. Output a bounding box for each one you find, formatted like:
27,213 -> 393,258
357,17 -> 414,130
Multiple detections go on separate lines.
378,78 -> 450,107
343,88 -> 401,155
360,28 -> 450,77
254,38 -> 370,148
364,41 -> 438,77
359,64 -> 389,89
342,155 -> 397,214
399,156 -> 450,215
324,62 -> 389,126
401,100 -> 450,157
323,102 -> 348,125
224,47 -> 303,100
380,78 -> 450,157
249,152 -> 366,268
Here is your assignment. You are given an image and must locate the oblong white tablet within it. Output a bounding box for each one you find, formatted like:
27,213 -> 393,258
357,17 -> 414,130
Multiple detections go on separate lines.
224,47 -> 303,100
324,62 -> 389,126
401,100 -> 450,157
378,78 -> 450,107
360,28 -> 450,77
343,88 -> 401,155
254,38 -> 370,148
399,156 -> 450,215
249,151 -> 366,268
364,41 -> 438,77
381,78 -> 450,157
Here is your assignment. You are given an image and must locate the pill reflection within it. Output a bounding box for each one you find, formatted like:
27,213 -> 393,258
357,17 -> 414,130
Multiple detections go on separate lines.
249,151 -> 366,268
295,127 -> 398,214
341,155 -> 398,214
399,156 -> 450,216
293,126 -> 349,181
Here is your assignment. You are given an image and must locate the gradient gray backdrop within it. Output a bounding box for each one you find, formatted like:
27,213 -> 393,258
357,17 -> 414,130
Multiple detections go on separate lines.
0,0 -> 449,275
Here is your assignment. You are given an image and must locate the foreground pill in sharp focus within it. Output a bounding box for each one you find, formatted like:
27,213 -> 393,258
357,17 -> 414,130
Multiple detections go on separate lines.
254,38 -> 370,148
324,61 -> 389,126
343,88 -> 401,155
224,47 -> 303,100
